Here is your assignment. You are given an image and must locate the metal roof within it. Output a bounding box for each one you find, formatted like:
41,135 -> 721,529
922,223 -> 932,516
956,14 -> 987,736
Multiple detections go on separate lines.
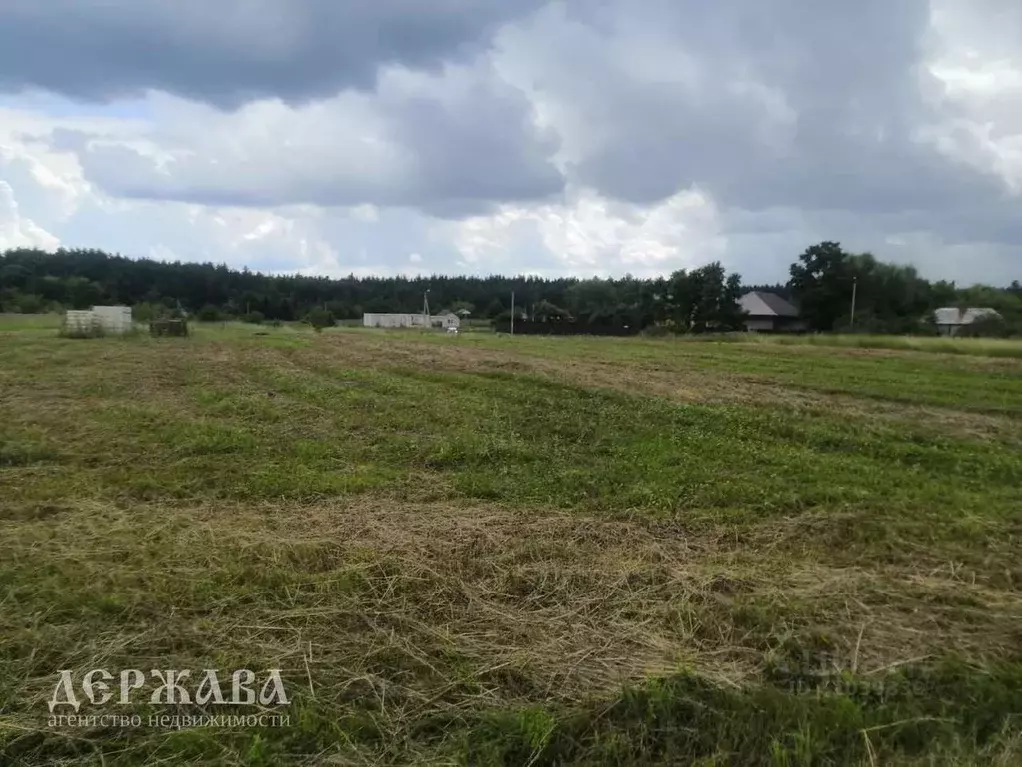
933,307 -> 1000,325
739,291 -> 799,318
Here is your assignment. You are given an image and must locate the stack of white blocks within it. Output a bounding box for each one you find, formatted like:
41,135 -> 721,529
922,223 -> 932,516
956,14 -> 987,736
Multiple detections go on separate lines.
64,310 -> 98,334
64,306 -> 133,335
362,313 -> 429,328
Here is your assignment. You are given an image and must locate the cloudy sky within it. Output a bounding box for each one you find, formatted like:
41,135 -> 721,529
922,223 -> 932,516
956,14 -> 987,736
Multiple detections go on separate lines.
0,1 -> 1020,284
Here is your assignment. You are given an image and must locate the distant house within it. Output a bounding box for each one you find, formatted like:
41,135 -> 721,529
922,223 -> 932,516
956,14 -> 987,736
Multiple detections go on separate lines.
738,291 -> 804,332
933,307 -> 1001,336
430,312 -> 460,330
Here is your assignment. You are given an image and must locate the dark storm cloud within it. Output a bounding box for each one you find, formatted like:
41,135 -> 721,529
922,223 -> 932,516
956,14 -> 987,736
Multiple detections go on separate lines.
0,0 -> 543,108
512,0 -> 958,213
487,0 -> 1022,280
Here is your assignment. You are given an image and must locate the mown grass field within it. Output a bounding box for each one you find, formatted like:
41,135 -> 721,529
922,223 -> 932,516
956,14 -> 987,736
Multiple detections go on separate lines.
670,332 -> 1022,358
1,315 -> 1021,765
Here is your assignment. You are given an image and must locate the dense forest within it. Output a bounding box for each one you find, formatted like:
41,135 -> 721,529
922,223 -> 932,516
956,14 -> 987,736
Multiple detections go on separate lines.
1,244 -> 1020,334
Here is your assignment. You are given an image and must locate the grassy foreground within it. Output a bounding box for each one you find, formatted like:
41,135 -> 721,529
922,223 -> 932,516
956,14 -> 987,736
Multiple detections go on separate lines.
1,317 -> 1021,765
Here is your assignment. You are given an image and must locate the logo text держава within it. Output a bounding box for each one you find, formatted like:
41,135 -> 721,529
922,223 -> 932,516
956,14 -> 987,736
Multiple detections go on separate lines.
48,669 -> 289,712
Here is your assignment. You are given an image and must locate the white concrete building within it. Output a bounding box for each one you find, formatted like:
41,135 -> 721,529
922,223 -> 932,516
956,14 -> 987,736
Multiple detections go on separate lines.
430,313 -> 460,330
362,312 -> 461,330
362,313 -> 429,329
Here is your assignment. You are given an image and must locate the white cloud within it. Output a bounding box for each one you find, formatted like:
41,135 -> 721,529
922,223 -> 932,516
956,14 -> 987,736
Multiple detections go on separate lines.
57,63 -> 563,216
925,1 -> 1022,195
350,204 -> 379,222
534,187 -> 723,274
443,185 -> 723,277
0,180 -> 60,251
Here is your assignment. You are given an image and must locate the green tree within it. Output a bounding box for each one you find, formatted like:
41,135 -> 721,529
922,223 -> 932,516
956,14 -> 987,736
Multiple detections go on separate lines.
663,262 -> 744,332
196,304 -> 223,322
565,278 -> 621,322
131,302 -> 164,323
484,298 -> 506,318
304,306 -> 335,331
15,293 -> 45,313
836,255 -> 935,333
789,241 -> 855,331
930,280 -> 958,308
533,299 -> 570,321
66,277 -> 103,309
690,263 -> 744,331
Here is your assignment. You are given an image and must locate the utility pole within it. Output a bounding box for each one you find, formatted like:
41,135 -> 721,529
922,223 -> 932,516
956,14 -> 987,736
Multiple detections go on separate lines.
510,291 -> 515,336
849,277 -> 858,331
423,289 -> 430,324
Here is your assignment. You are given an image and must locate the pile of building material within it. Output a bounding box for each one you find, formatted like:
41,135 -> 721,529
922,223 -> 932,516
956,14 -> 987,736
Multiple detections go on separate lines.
363,313 -> 429,329
363,312 -> 461,330
62,306 -> 133,337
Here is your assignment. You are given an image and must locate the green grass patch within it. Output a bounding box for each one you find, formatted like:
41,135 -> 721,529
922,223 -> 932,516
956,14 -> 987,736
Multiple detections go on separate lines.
461,661 -> 1022,765
0,325 -> 1020,765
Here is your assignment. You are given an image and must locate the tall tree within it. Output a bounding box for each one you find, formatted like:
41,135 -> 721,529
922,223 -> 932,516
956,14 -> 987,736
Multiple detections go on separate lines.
663,262 -> 744,332
789,241 -> 855,331
564,278 -> 621,323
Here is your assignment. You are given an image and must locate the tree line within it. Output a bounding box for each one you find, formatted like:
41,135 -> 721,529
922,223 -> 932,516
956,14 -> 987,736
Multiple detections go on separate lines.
1,244 -> 1020,334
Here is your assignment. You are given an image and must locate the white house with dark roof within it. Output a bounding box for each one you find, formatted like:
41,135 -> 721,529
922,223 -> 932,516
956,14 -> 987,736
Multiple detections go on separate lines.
738,291 -> 805,332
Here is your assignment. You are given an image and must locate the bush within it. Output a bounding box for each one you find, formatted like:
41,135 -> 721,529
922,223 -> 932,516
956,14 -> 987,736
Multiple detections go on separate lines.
640,325 -> 673,338
196,305 -> 223,322
132,303 -> 162,323
241,311 -> 265,325
304,306 -> 335,332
